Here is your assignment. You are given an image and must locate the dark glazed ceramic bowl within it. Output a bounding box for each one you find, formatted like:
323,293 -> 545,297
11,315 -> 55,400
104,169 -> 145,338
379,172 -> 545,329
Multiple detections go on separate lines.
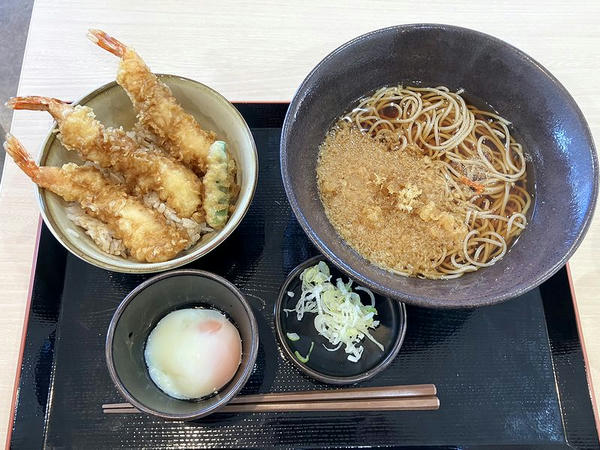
275,255 -> 407,384
281,24 -> 598,308
106,270 -> 259,420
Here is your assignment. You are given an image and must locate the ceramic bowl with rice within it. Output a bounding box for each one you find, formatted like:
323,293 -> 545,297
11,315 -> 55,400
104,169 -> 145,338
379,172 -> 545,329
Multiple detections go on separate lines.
37,75 -> 257,273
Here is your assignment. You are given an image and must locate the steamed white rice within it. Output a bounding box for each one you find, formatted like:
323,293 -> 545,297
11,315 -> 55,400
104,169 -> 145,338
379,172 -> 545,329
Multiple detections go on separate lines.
66,204 -> 128,257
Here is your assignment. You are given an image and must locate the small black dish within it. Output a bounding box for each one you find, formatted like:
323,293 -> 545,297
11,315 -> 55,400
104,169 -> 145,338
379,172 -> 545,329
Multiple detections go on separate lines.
106,269 -> 259,421
275,255 -> 407,384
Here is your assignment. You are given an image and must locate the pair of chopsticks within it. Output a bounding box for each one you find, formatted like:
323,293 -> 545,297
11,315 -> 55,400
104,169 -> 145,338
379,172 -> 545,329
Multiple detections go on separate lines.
102,384 -> 439,414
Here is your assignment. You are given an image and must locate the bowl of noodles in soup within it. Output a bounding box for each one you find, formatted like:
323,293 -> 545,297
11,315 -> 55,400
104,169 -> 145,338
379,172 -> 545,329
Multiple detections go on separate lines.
280,24 -> 598,308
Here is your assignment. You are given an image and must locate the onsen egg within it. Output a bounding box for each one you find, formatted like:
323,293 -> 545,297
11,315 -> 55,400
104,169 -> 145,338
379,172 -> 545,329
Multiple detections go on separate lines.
144,308 -> 242,400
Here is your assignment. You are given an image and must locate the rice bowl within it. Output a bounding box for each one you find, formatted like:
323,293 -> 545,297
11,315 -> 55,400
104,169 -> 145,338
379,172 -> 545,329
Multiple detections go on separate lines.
36,75 -> 257,273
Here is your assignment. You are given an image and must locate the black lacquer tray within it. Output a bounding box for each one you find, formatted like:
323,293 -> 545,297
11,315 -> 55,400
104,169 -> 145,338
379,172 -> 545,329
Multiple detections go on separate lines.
8,103 -> 599,449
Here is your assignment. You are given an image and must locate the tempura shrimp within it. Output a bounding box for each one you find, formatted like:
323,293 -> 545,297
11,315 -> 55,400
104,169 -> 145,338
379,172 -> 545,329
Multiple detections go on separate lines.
87,29 -> 216,174
7,96 -> 204,222
3,135 -> 190,263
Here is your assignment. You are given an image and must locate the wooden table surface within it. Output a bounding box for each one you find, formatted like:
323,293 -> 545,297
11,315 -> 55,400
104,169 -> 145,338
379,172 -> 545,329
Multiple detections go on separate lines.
1,0 -> 599,444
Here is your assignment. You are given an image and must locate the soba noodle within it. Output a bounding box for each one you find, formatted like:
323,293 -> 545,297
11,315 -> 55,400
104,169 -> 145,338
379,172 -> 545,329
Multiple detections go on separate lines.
317,85 -> 531,279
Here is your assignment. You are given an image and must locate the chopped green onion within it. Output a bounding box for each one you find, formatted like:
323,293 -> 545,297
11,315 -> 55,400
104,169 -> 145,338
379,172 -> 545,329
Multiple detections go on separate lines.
294,342 -> 315,363
286,332 -> 300,342
287,261 -> 383,363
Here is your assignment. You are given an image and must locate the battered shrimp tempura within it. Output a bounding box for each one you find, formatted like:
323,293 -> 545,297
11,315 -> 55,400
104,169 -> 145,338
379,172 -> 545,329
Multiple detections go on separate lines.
3,135 -> 190,263
7,96 -> 204,222
87,29 -> 216,174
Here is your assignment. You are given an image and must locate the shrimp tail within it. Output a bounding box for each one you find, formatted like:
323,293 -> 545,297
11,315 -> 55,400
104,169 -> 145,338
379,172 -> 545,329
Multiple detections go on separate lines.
3,134 -> 41,182
87,29 -> 127,58
7,96 -> 52,111
6,96 -> 70,113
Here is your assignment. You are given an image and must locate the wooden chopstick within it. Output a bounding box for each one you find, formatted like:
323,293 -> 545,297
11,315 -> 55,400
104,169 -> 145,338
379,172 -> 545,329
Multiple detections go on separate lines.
228,384 -> 436,404
104,407 -> 141,414
103,384 -> 436,409
103,396 -> 439,414
103,384 -> 439,414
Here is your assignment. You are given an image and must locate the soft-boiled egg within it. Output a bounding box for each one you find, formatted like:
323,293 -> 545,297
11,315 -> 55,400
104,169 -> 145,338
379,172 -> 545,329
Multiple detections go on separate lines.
144,308 -> 242,400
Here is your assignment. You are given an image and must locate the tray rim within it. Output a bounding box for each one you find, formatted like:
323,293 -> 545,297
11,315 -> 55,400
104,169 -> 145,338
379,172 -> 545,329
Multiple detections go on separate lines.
5,217 -> 42,450
6,102 -> 600,448
565,263 -> 600,432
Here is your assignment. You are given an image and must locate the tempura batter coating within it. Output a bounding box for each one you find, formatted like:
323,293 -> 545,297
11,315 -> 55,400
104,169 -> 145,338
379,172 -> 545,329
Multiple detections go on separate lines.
88,29 -> 215,174
203,141 -> 233,229
4,135 -> 190,263
7,96 -> 204,221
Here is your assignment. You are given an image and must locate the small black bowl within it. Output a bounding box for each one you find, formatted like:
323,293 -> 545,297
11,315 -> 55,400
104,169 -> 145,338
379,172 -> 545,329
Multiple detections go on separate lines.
275,255 -> 407,384
280,24 -> 598,308
105,270 -> 259,420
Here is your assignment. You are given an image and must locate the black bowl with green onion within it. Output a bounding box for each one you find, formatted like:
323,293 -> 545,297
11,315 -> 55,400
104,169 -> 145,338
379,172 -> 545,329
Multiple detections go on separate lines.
275,255 -> 407,384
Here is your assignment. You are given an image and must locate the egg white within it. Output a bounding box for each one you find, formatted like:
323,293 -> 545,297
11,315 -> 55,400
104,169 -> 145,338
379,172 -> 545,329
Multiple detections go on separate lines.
144,308 -> 242,400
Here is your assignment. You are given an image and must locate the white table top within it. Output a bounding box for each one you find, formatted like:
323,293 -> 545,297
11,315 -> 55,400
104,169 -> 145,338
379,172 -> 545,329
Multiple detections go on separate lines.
1,0 -> 599,443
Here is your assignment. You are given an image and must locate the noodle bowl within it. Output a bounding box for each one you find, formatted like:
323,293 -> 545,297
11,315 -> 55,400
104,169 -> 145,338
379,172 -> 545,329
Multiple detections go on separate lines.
317,86 -> 531,279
